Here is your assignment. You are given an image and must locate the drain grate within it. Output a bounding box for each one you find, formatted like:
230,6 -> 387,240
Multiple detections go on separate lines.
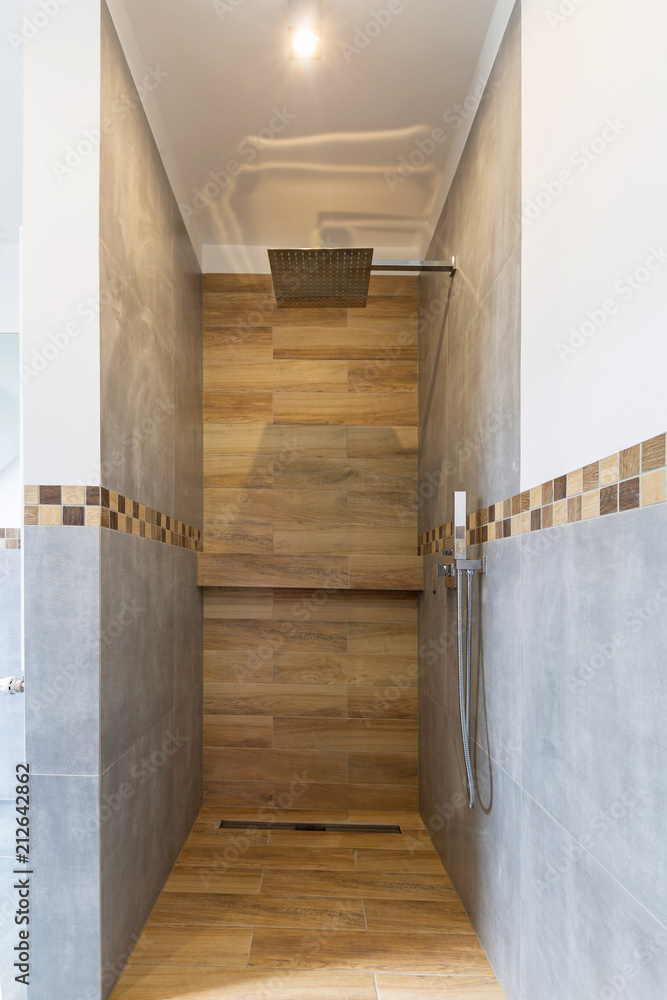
268,247 -> 373,308
219,820 -> 402,833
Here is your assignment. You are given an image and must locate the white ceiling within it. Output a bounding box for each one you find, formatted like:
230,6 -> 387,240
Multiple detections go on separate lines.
110,0 -> 509,266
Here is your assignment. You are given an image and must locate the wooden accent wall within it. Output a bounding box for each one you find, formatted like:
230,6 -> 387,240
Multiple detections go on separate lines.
202,273 -> 420,809
204,587 -> 418,810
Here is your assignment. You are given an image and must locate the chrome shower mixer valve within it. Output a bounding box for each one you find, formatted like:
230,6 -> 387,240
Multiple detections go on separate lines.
433,491 -> 485,810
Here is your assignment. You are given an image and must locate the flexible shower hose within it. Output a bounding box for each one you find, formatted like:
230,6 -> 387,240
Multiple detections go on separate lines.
457,568 -> 476,808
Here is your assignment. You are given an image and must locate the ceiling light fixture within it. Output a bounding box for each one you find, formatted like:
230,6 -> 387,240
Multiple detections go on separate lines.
288,0 -> 322,60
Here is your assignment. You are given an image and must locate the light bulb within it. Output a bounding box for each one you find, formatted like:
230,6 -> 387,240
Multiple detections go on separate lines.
289,26 -> 321,59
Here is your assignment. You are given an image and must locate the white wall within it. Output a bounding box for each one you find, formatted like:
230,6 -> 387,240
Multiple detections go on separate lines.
521,0 -> 667,489
22,0 -> 101,486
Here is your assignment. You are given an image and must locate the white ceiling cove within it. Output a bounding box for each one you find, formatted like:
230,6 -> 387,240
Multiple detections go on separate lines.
110,0 -> 512,268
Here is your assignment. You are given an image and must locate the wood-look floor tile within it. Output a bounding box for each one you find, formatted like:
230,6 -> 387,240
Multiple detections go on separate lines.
111,966 -> 377,999
130,925 -> 251,966
347,752 -> 418,786
249,928 -> 491,974
355,850 -> 443,874
163,866 -> 262,895
363,898 -> 474,934
196,807 -> 350,824
148,891 -> 366,930
176,843 -> 355,871
346,811 -> 426,830
375,974 -> 507,999
185,828 -> 269,846
347,687 -> 418,720
260,869 -> 456,901
267,830 -> 433,851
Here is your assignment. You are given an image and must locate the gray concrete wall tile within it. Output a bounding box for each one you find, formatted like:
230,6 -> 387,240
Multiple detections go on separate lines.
24,527 -> 100,777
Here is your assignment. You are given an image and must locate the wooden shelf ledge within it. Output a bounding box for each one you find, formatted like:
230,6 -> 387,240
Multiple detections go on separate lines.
198,554 -> 423,591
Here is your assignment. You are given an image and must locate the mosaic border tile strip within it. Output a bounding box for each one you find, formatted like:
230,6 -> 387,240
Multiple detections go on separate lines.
419,432 -> 666,555
0,529 -> 21,551
24,486 -> 202,552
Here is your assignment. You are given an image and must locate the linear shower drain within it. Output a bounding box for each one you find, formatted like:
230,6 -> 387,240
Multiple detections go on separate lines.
219,820 -> 402,833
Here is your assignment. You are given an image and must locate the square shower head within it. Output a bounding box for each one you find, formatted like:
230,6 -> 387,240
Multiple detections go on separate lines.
268,247 -> 373,308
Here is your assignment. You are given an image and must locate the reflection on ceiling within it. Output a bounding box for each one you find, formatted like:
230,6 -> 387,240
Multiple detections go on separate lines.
110,0 -> 501,260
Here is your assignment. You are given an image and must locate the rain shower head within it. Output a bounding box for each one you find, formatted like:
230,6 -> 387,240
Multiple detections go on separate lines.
268,247 -> 373,308
267,248 -> 457,308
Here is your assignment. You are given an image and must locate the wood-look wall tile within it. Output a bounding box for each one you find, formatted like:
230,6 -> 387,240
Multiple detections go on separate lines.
347,492 -> 418,525
205,359 -> 348,393
204,488 -> 347,523
272,590 -> 418,624
205,683 -> 348,718
273,393 -> 418,426
642,433 -> 666,472
348,557 -> 423,591
273,523 -> 416,557
203,715 -> 273,748
204,456 -> 274,489
357,295 -> 418,319
273,457 -> 417,492
348,687 -> 418,720
203,324 -> 273,358
202,780 -> 274,808
347,426 -> 418,458
619,477 -> 640,511
204,424 -> 348,457
641,469 -> 666,506
204,618 -> 347,652
348,362 -> 418,393
204,650 -> 273,684
204,292 -> 347,327
198,553 -> 349,589
204,521 -> 273,553
347,752 -> 418,785
273,718 -> 418,752
203,391 -> 273,423
273,652 -> 417,687
204,748 -> 347,784
271,781 -> 418,811
347,622 -> 418,655
204,274 -> 274,294
204,588 -> 274,620
367,275 -> 418,296
273,326 -> 417,360
619,444 -> 640,479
